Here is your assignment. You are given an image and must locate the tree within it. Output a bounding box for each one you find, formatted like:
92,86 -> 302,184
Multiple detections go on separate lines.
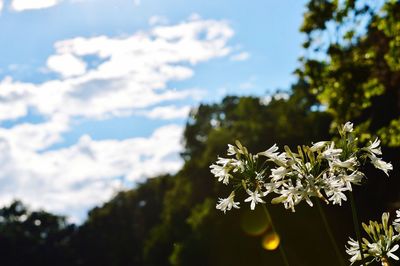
0,200 -> 76,266
73,175 -> 173,266
297,0 -> 400,220
298,0 -> 400,146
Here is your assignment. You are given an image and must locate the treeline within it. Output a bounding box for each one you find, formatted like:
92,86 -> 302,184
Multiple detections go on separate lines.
2,0 -> 400,265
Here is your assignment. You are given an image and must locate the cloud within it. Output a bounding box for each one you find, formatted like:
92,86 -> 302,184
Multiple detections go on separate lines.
0,17 -> 233,121
0,0 -> 3,13
0,124 -> 183,222
11,0 -> 61,11
0,114 -> 70,151
148,15 -> 169,26
230,51 -> 250,61
142,105 -> 192,120
0,16 -> 235,221
6,16 -> 232,115
47,53 -> 87,78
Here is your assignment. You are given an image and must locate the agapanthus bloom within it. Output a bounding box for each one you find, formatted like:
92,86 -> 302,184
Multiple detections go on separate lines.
368,155 -> 393,176
322,142 -> 343,160
258,144 -> 279,159
216,192 -> 240,213
363,138 -> 382,156
210,141 -> 273,213
346,211 -> 400,265
210,122 -> 393,213
343,121 -> 354,133
260,122 -> 392,212
210,163 -> 231,184
244,189 -> 266,210
309,141 -> 328,152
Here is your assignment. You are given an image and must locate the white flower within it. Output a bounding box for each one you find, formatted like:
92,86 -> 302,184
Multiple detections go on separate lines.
295,179 -> 314,207
270,166 -> 289,181
346,238 -> 362,265
394,210 -> 400,233
210,164 -> 232,185
368,154 -> 393,176
322,142 -> 343,160
310,141 -> 328,152
244,189 -> 265,210
264,181 -> 283,195
363,138 -> 382,156
271,182 -> 299,212
216,192 -> 240,213
215,157 -> 231,166
227,144 -> 238,156
270,152 -> 288,166
331,157 -> 358,170
387,245 -> 400,261
258,144 -> 279,159
338,171 -> 364,191
343,122 -> 354,132
325,180 -> 348,205
230,159 -> 245,173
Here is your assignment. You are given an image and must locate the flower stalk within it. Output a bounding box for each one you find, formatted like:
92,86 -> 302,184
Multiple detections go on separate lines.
349,193 -> 365,265
316,200 -> 346,266
261,205 -> 290,266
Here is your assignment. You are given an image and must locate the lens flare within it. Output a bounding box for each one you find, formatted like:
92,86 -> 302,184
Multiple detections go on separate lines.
262,232 -> 280,251
240,206 -> 270,236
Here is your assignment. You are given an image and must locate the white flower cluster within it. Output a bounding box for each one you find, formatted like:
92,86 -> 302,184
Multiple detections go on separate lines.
266,122 -> 392,212
346,211 -> 400,265
210,122 -> 393,213
210,141 -> 270,212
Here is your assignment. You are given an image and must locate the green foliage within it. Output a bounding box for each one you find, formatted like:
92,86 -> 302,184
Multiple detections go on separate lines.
297,0 -> 400,146
0,201 -> 76,266
301,0 -> 337,34
74,175 -> 172,266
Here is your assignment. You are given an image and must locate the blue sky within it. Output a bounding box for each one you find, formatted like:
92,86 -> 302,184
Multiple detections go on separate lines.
0,0 -> 308,222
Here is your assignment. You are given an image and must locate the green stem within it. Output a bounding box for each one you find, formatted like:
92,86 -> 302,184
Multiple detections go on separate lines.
350,193 -> 365,266
262,205 -> 290,266
315,200 -> 346,266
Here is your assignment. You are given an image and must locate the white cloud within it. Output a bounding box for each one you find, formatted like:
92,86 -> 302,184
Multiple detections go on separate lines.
11,0 -> 61,11
0,124 -> 183,222
47,53 -> 87,78
0,17 -> 232,121
133,0 -> 140,6
230,51 -> 250,61
0,0 -> 3,13
0,114 -> 69,151
148,15 -> 169,26
142,105 -> 192,120
0,17 -> 235,221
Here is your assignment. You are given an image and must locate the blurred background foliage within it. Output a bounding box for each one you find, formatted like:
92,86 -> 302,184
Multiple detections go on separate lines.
2,0 -> 400,265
